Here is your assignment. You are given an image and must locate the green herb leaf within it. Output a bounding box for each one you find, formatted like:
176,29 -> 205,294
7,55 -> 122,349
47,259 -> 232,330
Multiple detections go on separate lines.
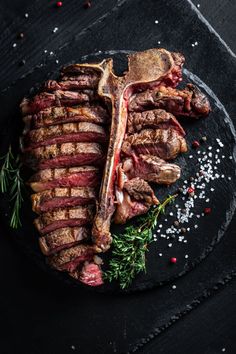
104,194 -> 177,289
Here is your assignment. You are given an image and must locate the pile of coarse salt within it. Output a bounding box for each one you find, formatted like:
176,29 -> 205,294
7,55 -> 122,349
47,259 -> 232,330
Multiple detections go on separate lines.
153,137 -> 233,250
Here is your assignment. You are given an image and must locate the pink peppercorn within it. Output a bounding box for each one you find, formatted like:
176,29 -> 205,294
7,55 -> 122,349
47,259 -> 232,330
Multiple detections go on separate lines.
170,257 -> 177,264
204,207 -> 212,214
192,140 -> 200,148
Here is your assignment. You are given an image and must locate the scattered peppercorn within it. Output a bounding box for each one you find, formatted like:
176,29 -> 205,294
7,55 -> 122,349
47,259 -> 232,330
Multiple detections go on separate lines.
56,1 -> 63,7
178,187 -> 183,194
204,207 -> 212,214
170,257 -> 177,264
189,176 -> 194,182
181,227 -> 187,233
192,140 -> 200,148
18,32 -> 24,39
174,220 -> 179,227
83,1 -> 91,8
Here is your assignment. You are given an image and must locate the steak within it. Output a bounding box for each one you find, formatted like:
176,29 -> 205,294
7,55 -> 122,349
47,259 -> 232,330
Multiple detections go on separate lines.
44,75 -> 99,91
48,244 -> 98,272
29,166 -> 100,192
34,206 -> 94,235
128,84 -> 211,117
92,48 -> 184,251
23,122 -> 107,150
39,226 -> 89,255
20,48 -> 211,287
114,192 -> 149,224
32,187 -> 96,213
20,90 -> 95,115
70,261 -> 103,286
23,106 -> 109,133
122,128 -> 187,160
127,109 -> 185,136
25,142 -> 104,169
122,154 -> 181,185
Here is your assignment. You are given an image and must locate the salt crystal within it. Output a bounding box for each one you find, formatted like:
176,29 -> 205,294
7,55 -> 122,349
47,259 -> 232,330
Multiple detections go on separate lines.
228,177 -> 232,180
157,40 -> 161,44
155,20 -> 159,24
168,243 -> 172,248
185,254 -> 189,259
159,253 -> 163,257
172,285 -> 177,289
25,13 -> 29,18
13,43 -> 17,48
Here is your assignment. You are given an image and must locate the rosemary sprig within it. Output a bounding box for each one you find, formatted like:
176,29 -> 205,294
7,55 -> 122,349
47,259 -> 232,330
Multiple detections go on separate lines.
104,194 -> 177,289
0,147 -> 24,228
0,146 -> 14,193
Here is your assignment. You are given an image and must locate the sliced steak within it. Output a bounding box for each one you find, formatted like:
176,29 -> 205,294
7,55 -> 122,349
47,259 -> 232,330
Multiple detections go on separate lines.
29,166 -> 100,192
127,109 -> 185,136
20,90 -> 95,115
123,177 -> 159,205
70,261 -> 103,286
48,244 -> 98,272
23,106 -> 109,133
26,142 -> 104,169
122,154 -> 181,185
122,128 -> 187,160
32,187 -> 96,213
34,206 -> 94,235
44,75 -> 99,91
23,122 -> 107,150
39,227 -> 89,255
114,192 -> 149,224
129,84 -> 211,117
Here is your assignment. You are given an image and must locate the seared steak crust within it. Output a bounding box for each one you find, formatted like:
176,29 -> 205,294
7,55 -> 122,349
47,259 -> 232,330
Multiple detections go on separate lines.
23,122 -> 107,149
23,106 -> 109,133
34,206 -> 94,235
29,166 -> 100,192
129,84 -> 210,117
122,128 -> 187,160
20,90 -> 95,115
127,109 -> 185,136
124,177 -> 159,205
122,154 -> 181,185
32,187 -> 96,213
48,244 -> 98,272
44,75 -> 99,91
26,142 -> 104,169
39,227 -> 89,255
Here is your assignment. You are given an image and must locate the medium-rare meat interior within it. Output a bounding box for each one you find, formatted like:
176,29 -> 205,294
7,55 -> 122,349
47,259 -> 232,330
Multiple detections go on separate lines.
20,48 -> 211,287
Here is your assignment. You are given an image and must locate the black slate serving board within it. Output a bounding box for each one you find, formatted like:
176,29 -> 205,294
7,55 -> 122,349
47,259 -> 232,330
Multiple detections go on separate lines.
0,0 -> 236,352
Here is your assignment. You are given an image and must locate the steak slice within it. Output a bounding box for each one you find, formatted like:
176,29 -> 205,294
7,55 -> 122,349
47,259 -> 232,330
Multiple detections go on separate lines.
32,187 -> 96,213
26,142 -> 104,169
114,192 -> 149,224
44,75 -> 99,91
34,206 -> 94,235
23,122 -> 107,150
20,90 -> 95,115
123,178 -> 159,205
39,226 -> 89,255
122,128 -> 187,160
129,84 -> 211,117
48,244 -> 98,272
70,261 -> 103,286
29,166 -> 100,192
127,109 -> 185,136
122,154 -> 181,185
23,106 -> 109,133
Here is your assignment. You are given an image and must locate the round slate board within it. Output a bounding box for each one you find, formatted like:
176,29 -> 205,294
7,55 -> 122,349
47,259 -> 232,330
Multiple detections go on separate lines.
3,50 -> 236,293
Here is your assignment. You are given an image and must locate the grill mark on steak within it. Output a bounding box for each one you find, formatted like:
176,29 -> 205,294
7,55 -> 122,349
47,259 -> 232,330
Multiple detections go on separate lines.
122,154 -> 181,185
34,206 -> 94,235
44,75 -> 99,91
32,187 -> 97,213
39,227 -> 89,255
127,109 -> 185,136
128,84 -> 211,118
23,122 -> 107,150
25,142 -> 104,169
122,128 -> 187,160
23,106 -> 109,133
48,244 -> 98,272
20,90 -> 95,115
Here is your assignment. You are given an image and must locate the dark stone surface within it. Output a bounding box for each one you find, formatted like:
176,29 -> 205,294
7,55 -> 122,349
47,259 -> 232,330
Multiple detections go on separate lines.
0,0 -> 235,353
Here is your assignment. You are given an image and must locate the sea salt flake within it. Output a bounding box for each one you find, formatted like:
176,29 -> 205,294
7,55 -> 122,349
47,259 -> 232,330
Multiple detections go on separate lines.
172,285 -> 177,289
185,254 -> 189,259
168,243 -> 172,248
155,20 -> 159,24
159,253 -> 163,257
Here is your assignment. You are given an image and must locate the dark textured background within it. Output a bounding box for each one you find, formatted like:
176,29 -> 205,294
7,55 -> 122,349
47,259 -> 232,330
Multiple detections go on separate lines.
0,0 -> 236,353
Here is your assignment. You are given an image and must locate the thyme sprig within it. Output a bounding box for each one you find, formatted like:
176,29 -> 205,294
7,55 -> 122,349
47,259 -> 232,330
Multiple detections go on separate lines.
105,194 -> 177,289
0,146 -> 24,229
